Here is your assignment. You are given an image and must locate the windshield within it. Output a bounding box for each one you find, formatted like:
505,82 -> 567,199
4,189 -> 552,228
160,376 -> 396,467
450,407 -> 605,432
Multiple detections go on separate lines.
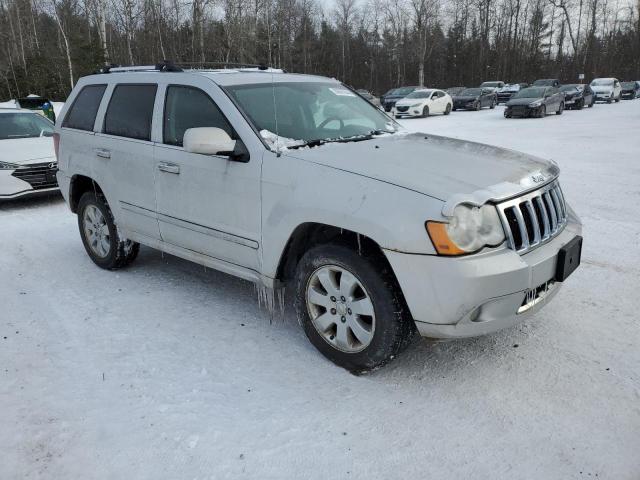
591,79 -> 613,86
560,85 -> 579,92
513,87 -> 546,99
0,112 -> 54,140
224,82 -> 398,149
621,82 -> 635,88
405,90 -> 433,99
393,87 -> 416,95
480,82 -> 501,88
460,88 -> 481,96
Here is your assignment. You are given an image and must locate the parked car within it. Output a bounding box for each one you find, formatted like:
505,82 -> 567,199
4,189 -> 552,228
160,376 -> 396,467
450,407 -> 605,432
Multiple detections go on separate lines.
392,88 -> 453,117
452,88 -> 497,110
55,66 -> 582,371
380,86 -> 420,111
496,83 -> 523,103
504,86 -> 565,118
479,81 -> 505,92
445,86 -> 466,96
16,95 -> 57,122
356,89 -> 381,107
620,81 -> 639,99
559,84 -> 594,109
0,108 -> 58,200
532,79 -> 561,88
590,78 -> 621,103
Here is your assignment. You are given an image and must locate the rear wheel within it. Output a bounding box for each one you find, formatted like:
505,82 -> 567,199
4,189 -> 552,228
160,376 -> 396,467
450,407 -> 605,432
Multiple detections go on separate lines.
77,192 -> 139,270
294,244 -> 414,372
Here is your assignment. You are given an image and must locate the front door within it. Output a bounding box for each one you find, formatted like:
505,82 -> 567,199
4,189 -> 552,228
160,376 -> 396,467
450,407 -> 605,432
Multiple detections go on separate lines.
154,82 -> 262,272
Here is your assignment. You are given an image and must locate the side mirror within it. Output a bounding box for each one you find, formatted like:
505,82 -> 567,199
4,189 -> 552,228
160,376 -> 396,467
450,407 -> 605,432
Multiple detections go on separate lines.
184,127 -> 236,156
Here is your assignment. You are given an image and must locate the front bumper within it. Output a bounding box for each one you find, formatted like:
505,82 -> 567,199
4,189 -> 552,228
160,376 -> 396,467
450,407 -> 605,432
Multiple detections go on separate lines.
393,107 -> 423,117
0,163 -> 59,200
504,105 -> 541,117
384,214 -> 582,339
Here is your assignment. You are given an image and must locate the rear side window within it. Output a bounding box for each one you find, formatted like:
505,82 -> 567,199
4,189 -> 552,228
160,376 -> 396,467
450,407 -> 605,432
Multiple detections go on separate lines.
163,86 -> 234,146
104,84 -> 157,141
62,84 -> 106,131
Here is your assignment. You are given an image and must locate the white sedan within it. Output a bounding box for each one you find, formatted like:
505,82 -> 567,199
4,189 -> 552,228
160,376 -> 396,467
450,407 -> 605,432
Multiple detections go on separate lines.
0,109 -> 58,200
392,89 -> 453,118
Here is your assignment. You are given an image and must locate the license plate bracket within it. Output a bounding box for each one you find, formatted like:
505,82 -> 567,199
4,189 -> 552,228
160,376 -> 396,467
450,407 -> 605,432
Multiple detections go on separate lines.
555,236 -> 582,282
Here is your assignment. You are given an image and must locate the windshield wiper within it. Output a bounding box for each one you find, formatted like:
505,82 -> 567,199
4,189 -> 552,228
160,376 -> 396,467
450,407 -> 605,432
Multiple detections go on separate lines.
287,130 -> 395,150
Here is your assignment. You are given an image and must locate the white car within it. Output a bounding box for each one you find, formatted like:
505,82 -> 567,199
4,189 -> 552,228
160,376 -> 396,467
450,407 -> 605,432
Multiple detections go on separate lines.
55,66 -> 582,372
0,108 -> 58,200
590,78 -> 622,103
392,89 -> 452,118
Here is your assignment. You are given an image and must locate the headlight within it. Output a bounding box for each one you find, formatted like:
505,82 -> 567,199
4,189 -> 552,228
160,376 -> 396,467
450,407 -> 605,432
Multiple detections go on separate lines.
529,100 -> 542,107
426,204 -> 506,256
0,161 -> 19,170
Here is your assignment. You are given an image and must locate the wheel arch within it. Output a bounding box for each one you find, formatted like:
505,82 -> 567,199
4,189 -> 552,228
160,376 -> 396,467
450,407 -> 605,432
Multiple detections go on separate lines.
69,175 -> 104,213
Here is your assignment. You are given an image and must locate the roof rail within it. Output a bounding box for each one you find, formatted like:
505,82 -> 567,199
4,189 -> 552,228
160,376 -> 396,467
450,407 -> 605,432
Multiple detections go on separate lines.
176,61 -> 270,70
93,60 -> 183,74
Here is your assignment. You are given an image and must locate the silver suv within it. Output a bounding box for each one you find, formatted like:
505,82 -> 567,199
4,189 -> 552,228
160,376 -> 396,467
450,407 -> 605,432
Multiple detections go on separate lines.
55,65 -> 583,371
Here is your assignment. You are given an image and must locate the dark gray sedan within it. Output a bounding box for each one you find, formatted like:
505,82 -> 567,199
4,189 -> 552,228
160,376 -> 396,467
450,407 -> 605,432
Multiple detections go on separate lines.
452,88 -> 497,111
504,86 -> 565,118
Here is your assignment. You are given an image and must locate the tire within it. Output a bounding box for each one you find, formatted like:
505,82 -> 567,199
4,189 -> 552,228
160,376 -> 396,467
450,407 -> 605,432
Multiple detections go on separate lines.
607,97 -> 612,104
474,101 -> 481,111
422,105 -> 429,117
77,191 -> 140,270
294,244 -> 414,372
490,99 -> 496,109
539,105 -> 546,118
556,102 -> 564,115
589,98 -> 594,108
576,99 -> 584,110
444,103 -> 451,115
615,95 -> 620,103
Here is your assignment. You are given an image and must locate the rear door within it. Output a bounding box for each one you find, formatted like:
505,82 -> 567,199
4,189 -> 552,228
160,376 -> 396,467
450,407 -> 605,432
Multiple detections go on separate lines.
93,82 -> 161,242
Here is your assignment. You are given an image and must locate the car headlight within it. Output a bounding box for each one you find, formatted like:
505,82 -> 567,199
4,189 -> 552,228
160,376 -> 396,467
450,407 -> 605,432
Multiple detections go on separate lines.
0,161 -> 20,170
426,204 -> 506,256
529,100 -> 542,107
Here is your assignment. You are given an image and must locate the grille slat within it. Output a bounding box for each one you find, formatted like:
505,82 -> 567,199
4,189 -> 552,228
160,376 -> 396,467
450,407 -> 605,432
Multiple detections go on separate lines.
497,181 -> 567,255
11,162 -> 58,190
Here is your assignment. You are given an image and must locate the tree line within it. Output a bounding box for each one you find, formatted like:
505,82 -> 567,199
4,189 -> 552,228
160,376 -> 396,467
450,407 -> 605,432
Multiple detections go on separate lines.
1,0 -> 639,101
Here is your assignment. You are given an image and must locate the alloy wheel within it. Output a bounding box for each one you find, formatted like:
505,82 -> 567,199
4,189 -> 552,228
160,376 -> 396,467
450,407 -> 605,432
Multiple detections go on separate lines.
83,205 -> 111,258
306,265 -> 375,353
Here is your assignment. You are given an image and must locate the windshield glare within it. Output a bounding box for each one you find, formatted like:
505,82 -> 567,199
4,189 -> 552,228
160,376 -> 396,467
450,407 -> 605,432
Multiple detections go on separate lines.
591,79 -> 613,86
560,85 -> 579,92
225,82 -> 398,148
460,88 -> 481,96
405,90 -> 432,99
621,82 -> 635,88
480,82 -> 501,87
0,112 -> 54,140
513,87 -> 546,99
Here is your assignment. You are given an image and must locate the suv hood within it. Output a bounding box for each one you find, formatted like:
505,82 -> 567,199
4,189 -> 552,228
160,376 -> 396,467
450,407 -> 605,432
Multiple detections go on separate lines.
283,133 -> 557,202
591,86 -> 613,93
453,95 -> 479,102
0,137 -> 56,165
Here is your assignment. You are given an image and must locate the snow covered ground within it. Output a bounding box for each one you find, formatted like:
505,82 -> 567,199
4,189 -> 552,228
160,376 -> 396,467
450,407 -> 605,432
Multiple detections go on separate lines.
1,101 -> 639,479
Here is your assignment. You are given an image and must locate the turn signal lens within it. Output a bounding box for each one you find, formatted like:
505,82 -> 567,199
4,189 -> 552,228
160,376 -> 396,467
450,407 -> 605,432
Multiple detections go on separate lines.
425,222 -> 466,256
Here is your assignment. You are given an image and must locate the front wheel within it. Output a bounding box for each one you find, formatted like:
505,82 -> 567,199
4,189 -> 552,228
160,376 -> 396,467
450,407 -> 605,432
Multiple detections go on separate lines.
294,244 -> 414,372
490,100 -> 496,109
422,105 -> 430,117
474,101 -> 481,111
576,99 -> 584,110
556,102 -> 564,115
444,104 -> 452,115
77,192 -> 140,270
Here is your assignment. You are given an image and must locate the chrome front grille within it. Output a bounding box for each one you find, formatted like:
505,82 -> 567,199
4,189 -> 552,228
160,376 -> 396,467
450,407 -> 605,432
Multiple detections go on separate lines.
497,181 -> 567,254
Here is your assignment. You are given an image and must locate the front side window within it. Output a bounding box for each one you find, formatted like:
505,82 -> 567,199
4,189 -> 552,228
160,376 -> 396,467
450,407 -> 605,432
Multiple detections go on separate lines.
104,84 -> 157,141
224,82 -> 398,148
62,84 -> 106,131
163,86 -> 234,146
0,113 -> 54,140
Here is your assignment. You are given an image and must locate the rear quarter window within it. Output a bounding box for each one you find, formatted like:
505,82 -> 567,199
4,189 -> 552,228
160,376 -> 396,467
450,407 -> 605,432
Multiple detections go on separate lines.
104,84 -> 157,141
62,84 -> 107,131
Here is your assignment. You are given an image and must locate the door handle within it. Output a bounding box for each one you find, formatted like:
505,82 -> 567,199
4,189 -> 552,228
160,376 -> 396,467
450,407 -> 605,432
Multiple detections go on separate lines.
158,162 -> 180,174
95,148 -> 111,159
